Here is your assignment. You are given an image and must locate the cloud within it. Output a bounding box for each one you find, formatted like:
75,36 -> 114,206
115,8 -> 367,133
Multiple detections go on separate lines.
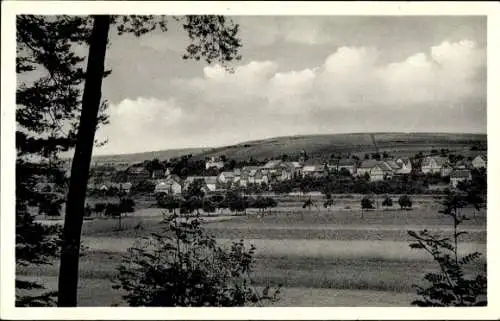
95,39 -> 485,154
95,97 -> 184,154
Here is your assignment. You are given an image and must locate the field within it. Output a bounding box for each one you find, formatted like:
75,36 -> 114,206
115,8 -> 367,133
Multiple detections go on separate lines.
19,197 -> 486,307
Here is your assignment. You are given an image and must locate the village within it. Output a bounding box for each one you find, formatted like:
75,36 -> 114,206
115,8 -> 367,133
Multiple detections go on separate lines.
84,151 -> 488,197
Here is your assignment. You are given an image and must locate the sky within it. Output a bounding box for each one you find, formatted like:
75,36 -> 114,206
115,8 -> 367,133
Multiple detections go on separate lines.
92,15 -> 486,155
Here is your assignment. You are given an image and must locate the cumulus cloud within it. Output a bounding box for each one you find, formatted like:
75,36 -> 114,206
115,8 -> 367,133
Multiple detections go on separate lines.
95,39 -> 485,154
178,39 -> 484,111
95,97 -> 184,154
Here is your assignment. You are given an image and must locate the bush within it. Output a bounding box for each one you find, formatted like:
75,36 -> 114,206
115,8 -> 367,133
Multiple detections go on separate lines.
361,197 -> 374,210
398,195 -> 412,210
408,191 -> 486,306
157,194 -> 181,214
93,202 -> 107,214
114,215 -> 281,306
382,195 -> 393,207
130,180 -> 155,194
119,198 -> 135,213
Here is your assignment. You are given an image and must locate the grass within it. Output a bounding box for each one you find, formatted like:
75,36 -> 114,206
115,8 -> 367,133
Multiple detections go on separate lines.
17,248 -> 485,306
21,202 -> 487,307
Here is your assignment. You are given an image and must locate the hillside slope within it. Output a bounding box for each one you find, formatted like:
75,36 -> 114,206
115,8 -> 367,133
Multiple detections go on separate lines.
191,132 -> 487,162
91,132 -> 486,164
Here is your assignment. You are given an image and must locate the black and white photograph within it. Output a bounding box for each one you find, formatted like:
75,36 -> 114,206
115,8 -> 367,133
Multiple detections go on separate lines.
1,1 -> 499,319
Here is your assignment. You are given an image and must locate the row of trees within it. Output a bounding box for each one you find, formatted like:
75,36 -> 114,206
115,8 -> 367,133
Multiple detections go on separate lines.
157,192 -> 278,216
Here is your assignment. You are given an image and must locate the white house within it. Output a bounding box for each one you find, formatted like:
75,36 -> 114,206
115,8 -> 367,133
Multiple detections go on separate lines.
302,165 -> 326,178
421,156 -> 448,174
185,176 -> 218,192
369,162 -> 393,182
282,161 -> 302,179
205,157 -> 225,170
472,155 -> 487,169
218,171 -> 234,184
204,177 -> 218,191
440,163 -> 454,178
450,169 -> 472,188
356,160 -> 379,177
394,157 -> 412,174
154,176 -> 182,195
254,171 -> 269,185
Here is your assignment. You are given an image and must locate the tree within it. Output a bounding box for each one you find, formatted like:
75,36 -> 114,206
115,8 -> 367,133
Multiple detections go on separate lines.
407,190 -> 486,306
360,196 -> 374,218
84,204 -> 93,218
157,193 -> 181,215
398,195 -> 412,210
202,199 -> 216,215
119,197 -> 135,213
323,193 -> 334,211
17,15 -> 241,306
114,214 -> 280,306
16,15 -> 101,306
184,178 -> 206,199
130,180 -> 155,195
381,195 -> 393,208
93,202 -> 107,216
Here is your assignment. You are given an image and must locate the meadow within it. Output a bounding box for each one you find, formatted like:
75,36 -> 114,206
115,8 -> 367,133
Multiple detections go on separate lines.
20,197 -> 487,307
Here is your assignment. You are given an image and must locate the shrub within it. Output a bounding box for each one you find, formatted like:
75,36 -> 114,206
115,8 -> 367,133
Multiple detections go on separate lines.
114,214 -> 281,306
360,196 -> 374,218
398,195 -> 412,210
382,195 -> 393,207
361,197 -> 374,210
119,198 -> 135,213
408,190 -> 487,306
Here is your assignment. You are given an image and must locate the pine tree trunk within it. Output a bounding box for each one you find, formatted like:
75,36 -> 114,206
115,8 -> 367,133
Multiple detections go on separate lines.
57,15 -> 110,307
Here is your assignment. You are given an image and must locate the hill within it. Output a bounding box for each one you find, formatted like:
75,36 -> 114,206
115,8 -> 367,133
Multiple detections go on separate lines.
191,132 -> 487,162
91,132 -> 487,164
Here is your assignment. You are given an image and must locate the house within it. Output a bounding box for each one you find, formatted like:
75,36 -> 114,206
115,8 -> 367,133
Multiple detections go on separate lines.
184,176 -> 218,192
369,162 -> 393,182
239,171 -> 248,187
151,169 -> 165,179
204,176 -> 218,191
232,168 -> 241,184
154,177 -> 182,195
263,160 -> 283,172
336,159 -> 357,175
421,156 -> 448,174
205,157 -> 225,170
440,163 -> 453,177
218,171 -> 235,184
254,170 -> 269,185
472,155 -> 487,169
154,181 -> 171,194
119,182 -> 132,194
164,167 -> 172,177
302,165 -> 326,178
394,157 -> 412,174
241,166 -> 261,184
126,166 -> 150,182
356,160 -> 379,177
282,161 -> 303,179
454,160 -> 470,170
450,169 -> 472,188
